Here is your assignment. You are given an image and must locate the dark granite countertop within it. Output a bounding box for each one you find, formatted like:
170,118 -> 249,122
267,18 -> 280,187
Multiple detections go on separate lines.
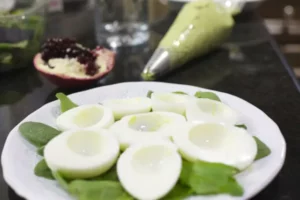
1,11 -> 300,200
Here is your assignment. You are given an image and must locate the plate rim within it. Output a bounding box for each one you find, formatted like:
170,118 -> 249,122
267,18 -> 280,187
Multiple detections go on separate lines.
1,81 -> 286,200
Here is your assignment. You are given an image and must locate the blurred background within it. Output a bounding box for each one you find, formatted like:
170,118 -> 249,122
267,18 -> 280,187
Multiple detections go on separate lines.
1,0 -> 300,80
260,0 -> 300,78
46,0 -> 300,79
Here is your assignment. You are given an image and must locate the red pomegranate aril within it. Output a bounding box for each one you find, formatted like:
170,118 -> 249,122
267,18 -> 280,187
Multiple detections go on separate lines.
41,38 -> 99,76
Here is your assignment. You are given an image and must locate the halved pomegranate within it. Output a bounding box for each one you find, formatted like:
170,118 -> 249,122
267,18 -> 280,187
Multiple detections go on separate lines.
34,38 -> 115,88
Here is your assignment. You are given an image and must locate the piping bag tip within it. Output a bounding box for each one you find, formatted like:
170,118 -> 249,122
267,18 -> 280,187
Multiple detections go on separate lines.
141,48 -> 171,81
141,0 -> 235,81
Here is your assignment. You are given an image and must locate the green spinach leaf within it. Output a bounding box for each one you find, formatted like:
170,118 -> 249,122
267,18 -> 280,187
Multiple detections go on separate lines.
146,90 -> 153,98
69,180 -> 133,200
194,91 -> 221,101
34,159 -> 54,180
56,93 -> 78,113
254,136 -> 271,161
180,160 -> 243,196
172,91 -> 188,95
19,122 -> 60,147
235,124 -> 247,130
37,146 -> 45,156
161,183 -> 193,200
53,171 -> 70,191
89,165 -> 118,182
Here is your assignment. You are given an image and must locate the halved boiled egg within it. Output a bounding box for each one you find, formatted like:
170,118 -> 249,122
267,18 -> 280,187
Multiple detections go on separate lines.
117,141 -> 182,200
109,112 -> 186,150
185,98 -> 238,125
56,104 -> 114,131
44,128 -> 119,179
151,92 -> 189,115
102,97 -> 151,120
172,123 -> 257,170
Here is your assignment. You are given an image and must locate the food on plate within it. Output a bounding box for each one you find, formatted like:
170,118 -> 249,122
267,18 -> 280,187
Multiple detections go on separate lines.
173,123 -> 257,170
186,98 -> 238,125
17,90 -> 272,200
109,112 -> 186,150
150,92 -> 190,115
194,91 -> 221,101
117,141 -> 182,200
44,129 -> 119,179
102,97 -> 152,120
180,160 -> 243,196
56,93 -> 78,113
34,38 -> 115,88
253,136 -> 271,161
19,122 -> 61,147
56,104 -> 114,131
34,159 -> 54,180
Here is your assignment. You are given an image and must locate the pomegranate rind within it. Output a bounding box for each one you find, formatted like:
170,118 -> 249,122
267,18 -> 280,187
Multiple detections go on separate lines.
33,48 -> 115,88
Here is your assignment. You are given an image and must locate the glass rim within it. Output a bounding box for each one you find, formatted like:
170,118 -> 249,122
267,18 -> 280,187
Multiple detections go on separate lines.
0,0 -> 49,20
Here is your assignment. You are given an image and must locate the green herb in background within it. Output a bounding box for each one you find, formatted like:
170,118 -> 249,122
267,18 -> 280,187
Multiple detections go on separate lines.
235,124 -> 247,129
194,91 -> 221,101
0,40 -> 28,49
0,9 -> 45,69
56,93 -> 78,113
34,159 -> 54,180
19,122 -> 61,147
254,136 -> 271,161
180,160 -> 243,196
0,53 -> 13,64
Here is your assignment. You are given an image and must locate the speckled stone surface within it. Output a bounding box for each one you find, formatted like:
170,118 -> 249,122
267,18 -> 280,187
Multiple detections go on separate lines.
0,11 -> 299,200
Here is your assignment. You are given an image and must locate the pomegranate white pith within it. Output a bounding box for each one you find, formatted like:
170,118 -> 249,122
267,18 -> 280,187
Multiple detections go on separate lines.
34,48 -> 115,87
34,49 -> 115,79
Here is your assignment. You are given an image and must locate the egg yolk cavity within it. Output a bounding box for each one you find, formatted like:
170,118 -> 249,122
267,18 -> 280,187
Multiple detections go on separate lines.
67,130 -> 103,156
157,94 -> 186,103
73,107 -> 104,127
132,145 -> 174,173
128,114 -> 171,132
196,100 -> 224,115
189,124 -> 226,149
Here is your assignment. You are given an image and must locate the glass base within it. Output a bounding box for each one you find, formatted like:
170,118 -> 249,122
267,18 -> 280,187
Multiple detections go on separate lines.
96,22 -> 150,48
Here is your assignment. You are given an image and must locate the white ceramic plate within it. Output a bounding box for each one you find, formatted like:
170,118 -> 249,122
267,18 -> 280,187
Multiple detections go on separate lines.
1,82 -> 286,200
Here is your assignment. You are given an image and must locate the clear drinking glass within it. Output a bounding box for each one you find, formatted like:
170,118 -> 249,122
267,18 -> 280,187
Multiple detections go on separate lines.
94,0 -> 150,48
0,0 -> 47,73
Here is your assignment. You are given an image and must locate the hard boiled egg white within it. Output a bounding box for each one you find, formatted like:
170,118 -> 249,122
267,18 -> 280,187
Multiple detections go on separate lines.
56,104 -> 114,131
44,128 -> 119,179
117,141 -> 182,200
186,98 -> 238,125
151,92 -> 189,115
172,123 -> 257,170
102,97 -> 151,120
110,111 -> 186,150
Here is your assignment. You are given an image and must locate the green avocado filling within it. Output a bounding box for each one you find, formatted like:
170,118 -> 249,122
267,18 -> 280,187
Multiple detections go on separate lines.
141,71 -> 156,81
19,92 -> 271,200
